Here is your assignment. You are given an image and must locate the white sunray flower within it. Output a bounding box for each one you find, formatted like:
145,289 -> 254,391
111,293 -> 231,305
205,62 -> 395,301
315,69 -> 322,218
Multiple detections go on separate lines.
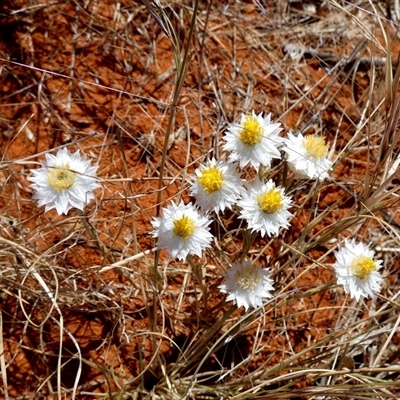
151,201 -> 213,261
333,239 -> 383,301
28,147 -> 100,215
222,111 -> 283,169
283,132 -> 332,180
238,178 -> 292,237
189,158 -> 244,213
219,260 -> 274,311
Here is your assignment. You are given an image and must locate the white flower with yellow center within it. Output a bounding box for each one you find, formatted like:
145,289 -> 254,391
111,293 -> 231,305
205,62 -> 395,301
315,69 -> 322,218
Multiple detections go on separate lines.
333,239 -> 383,301
223,111 -> 283,169
151,201 -> 213,261
189,159 -> 243,213
238,178 -> 292,237
283,132 -> 332,180
28,148 -> 100,215
219,260 -> 274,311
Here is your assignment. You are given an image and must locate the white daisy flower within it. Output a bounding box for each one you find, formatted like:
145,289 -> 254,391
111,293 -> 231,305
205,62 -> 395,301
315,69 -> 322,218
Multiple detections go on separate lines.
238,178 -> 292,237
333,239 -> 383,301
223,111 -> 283,169
189,158 -> 243,213
28,147 -> 100,215
151,201 -> 213,261
283,132 -> 332,180
219,260 -> 274,311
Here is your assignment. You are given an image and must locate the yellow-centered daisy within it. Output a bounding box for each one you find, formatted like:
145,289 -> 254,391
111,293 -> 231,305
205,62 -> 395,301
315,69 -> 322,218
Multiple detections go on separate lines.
151,201 -> 213,261
333,239 -> 383,301
189,159 -> 243,213
219,260 -> 274,311
283,132 -> 332,180
238,178 -> 292,237
28,148 -> 99,215
223,111 -> 283,169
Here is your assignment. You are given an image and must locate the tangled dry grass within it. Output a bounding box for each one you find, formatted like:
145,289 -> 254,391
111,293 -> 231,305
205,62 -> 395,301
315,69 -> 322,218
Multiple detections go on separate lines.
1,0 -> 400,399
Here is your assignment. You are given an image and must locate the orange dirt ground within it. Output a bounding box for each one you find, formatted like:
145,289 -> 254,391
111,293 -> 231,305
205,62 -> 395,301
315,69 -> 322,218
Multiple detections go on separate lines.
1,0 -> 400,399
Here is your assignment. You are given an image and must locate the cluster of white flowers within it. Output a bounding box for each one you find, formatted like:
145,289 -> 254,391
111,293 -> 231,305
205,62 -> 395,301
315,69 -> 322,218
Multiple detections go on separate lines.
150,110 -> 335,311
223,111 -> 332,179
151,112 -> 295,264
27,111 -> 384,312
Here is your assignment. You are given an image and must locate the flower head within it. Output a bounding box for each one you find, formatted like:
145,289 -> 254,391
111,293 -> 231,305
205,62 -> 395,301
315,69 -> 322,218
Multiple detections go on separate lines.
238,178 -> 292,237
283,132 -> 332,180
219,260 -> 274,311
28,148 -> 100,215
151,201 -> 213,261
333,239 -> 383,301
189,159 -> 243,213
223,111 -> 283,169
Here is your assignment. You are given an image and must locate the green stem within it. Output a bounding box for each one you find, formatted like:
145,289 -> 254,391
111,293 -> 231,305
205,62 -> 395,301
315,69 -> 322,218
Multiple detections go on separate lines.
240,229 -> 258,261
78,209 -> 115,264
188,254 -> 207,308
152,0 -> 200,332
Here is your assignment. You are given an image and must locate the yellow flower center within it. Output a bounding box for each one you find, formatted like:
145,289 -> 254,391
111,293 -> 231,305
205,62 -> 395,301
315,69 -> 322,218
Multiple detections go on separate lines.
350,256 -> 377,281
198,166 -> 225,194
302,135 -> 328,159
47,166 -> 76,192
238,115 -> 264,146
173,215 -> 196,239
257,188 -> 284,214
234,264 -> 261,290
